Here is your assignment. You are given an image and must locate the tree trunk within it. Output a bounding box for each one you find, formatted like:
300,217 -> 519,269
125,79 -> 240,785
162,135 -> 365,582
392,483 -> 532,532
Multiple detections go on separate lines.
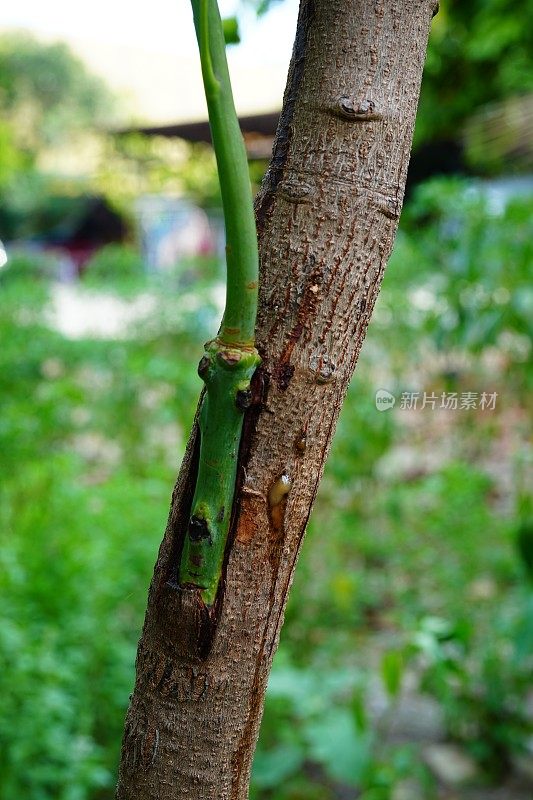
116,1 -> 436,797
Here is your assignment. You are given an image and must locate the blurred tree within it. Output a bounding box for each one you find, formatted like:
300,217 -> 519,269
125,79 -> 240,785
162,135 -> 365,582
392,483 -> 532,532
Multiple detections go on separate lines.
115,2 -> 437,799
0,33 -> 116,241
0,121 -> 28,188
0,32 -> 114,155
416,0 -> 533,146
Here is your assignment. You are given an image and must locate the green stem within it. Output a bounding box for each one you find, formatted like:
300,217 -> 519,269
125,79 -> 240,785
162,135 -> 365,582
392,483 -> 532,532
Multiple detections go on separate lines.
179,341 -> 259,605
179,1 -> 260,606
191,0 -> 258,346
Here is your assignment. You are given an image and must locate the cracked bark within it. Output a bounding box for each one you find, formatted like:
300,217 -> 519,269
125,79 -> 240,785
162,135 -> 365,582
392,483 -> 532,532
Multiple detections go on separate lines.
115,1 -> 435,798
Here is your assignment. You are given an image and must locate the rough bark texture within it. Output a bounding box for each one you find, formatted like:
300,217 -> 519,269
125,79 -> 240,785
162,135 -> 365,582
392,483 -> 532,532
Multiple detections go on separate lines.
116,2 -> 436,798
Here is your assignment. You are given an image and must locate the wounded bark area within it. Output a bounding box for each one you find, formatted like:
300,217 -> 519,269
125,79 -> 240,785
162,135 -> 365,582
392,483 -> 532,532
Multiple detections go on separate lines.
116,2 -> 435,798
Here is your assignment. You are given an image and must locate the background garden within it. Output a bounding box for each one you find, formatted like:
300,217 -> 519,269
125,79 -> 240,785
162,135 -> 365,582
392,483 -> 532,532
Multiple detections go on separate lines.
0,1 -> 532,798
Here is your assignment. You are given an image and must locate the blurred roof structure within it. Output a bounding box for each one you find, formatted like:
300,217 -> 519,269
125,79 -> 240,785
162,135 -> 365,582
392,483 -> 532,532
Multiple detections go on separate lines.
32,36 -> 288,128
118,111 -> 280,160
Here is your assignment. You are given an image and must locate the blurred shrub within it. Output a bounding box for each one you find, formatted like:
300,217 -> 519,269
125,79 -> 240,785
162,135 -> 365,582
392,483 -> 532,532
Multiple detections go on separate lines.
83,244 -> 146,291
253,653 -> 433,799
0,268 -> 203,797
411,591 -> 533,780
414,0 -> 533,148
377,178 -> 533,392
0,251 -> 59,284
0,32 -> 113,152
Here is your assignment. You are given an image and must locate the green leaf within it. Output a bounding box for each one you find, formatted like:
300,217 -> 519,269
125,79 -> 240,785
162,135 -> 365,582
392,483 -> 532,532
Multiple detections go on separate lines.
306,708 -> 373,786
381,650 -> 404,698
222,17 -> 240,45
516,519 -> 533,583
351,687 -> 368,732
252,743 -> 304,788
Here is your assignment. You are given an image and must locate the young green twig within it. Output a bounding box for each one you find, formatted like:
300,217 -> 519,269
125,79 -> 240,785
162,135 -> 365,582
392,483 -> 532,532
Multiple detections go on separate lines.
178,0 -> 260,605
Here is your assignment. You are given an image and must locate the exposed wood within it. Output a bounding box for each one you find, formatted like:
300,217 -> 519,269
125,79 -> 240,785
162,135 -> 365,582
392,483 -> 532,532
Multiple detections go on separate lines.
115,2 -> 436,797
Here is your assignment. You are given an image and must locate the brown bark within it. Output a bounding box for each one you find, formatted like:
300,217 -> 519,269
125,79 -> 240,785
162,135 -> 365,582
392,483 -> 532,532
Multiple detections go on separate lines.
116,1 -> 436,798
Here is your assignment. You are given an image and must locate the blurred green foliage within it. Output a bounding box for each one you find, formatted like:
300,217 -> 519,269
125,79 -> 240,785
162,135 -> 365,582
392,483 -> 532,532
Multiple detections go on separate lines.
0,33 -> 113,153
0,179 -> 531,798
95,135 -> 220,210
82,245 -> 146,292
417,0 -> 533,147
0,33 -> 115,243
377,179 -> 533,387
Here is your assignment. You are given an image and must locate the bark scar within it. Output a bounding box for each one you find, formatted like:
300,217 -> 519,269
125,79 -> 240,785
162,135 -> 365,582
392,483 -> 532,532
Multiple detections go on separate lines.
336,96 -> 383,121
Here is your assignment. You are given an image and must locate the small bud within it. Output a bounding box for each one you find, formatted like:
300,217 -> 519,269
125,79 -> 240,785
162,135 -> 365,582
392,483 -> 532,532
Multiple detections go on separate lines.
218,350 -> 242,367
